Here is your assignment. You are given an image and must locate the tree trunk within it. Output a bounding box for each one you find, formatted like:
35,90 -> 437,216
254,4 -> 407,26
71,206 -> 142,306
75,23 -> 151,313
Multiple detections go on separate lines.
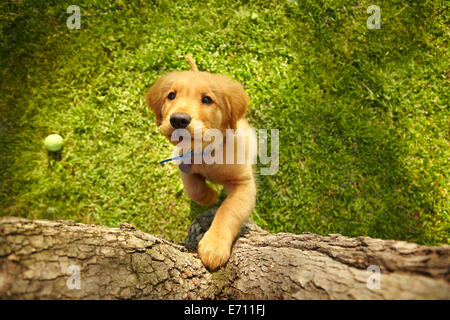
0,209 -> 449,299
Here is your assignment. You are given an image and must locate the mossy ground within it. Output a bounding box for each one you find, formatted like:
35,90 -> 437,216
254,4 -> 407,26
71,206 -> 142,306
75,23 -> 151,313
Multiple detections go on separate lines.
0,0 -> 448,245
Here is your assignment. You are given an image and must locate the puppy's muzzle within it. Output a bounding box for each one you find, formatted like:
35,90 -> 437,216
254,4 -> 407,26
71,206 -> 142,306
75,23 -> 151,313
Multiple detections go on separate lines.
170,112 -> 191,129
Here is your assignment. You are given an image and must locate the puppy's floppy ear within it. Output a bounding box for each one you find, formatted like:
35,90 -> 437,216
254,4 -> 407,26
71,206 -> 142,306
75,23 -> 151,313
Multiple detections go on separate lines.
222,79 -> 249,130
145,73 -> 176,126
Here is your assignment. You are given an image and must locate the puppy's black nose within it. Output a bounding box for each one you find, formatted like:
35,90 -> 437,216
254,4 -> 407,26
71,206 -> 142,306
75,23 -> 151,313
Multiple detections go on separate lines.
170,113 -> 191,129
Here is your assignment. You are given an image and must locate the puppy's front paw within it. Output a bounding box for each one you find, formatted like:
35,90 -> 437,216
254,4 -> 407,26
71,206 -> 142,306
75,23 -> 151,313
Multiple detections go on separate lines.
198,230 -> 231,271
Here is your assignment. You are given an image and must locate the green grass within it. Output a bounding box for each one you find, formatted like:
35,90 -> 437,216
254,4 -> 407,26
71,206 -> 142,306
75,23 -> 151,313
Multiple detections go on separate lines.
0,0 -> 448,245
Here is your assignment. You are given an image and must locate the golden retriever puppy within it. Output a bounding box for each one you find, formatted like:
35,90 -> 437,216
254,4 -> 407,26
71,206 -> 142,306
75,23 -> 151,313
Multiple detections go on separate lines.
146,55 -> 256,270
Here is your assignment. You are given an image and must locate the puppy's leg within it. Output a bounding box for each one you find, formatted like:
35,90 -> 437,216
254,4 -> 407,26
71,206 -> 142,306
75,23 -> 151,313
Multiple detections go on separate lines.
180,172 -> 218,206
198,180 -> 256,270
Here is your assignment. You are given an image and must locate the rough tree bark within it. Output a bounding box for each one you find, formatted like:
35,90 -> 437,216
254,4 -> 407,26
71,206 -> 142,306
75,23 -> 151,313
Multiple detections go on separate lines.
0,209 -> 449,299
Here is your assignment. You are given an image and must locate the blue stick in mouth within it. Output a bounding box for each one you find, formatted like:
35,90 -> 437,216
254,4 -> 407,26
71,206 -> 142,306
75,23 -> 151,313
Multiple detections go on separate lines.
159,150 -> 207,165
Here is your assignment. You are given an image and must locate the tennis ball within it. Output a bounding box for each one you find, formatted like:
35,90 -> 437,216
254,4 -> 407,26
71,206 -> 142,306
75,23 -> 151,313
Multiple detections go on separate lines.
44,134 -> 64,152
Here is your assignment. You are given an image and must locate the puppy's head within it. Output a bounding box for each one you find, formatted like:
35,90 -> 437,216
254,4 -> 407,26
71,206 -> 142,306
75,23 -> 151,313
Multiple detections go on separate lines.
146,71 -> 248,148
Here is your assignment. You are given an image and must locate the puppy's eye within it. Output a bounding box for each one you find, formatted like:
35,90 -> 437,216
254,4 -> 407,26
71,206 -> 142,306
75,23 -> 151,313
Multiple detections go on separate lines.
167,92 -> 176,100
201,96 -> 213,105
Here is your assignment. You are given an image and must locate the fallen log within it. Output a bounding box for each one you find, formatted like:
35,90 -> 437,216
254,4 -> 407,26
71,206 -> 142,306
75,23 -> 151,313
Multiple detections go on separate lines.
0,209 -> 449,299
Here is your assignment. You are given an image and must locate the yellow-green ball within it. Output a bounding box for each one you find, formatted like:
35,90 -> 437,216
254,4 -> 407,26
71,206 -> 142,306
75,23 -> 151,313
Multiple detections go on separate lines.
44,134 -> 64,152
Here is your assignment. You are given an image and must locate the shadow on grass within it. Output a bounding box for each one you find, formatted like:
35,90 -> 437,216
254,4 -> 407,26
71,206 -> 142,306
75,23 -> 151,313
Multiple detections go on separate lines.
257,0 -> 447,244
0,1 -> 69,211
